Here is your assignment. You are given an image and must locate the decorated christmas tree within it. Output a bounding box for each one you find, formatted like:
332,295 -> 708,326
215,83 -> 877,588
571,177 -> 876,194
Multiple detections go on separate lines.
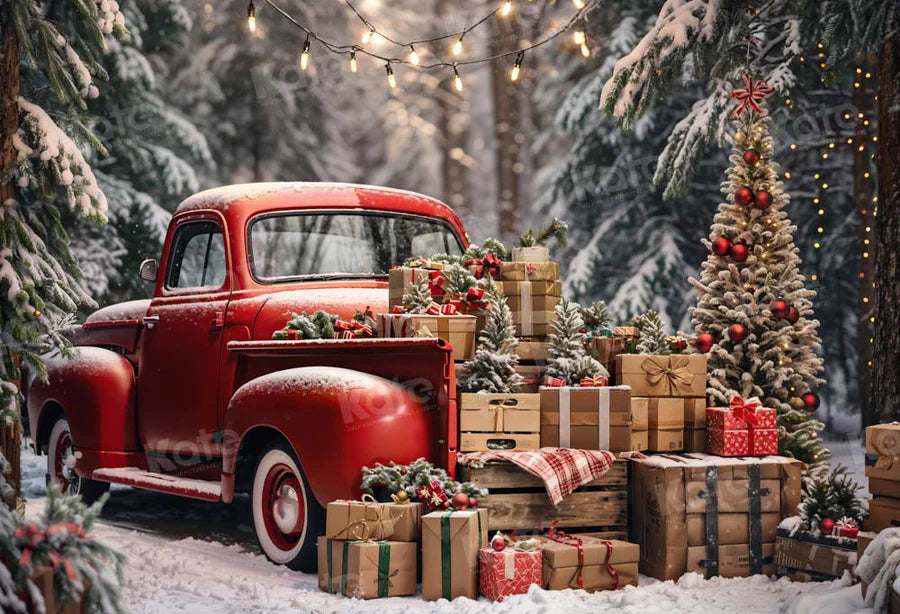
459,286 -> 522,393
689,82 -> 827,472
546,298 -> 606,384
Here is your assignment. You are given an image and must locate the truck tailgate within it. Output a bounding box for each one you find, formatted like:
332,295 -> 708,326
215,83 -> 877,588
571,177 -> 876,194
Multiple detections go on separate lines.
227,337 -> 457,472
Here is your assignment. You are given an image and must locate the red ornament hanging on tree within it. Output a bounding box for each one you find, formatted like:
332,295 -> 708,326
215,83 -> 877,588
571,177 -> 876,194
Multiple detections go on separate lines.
696,333 -> 714,353
802,392 -> 820,412
712,236 -> 733,257
771,300 -> 789,319
786,306 -> 799,324
820,518 -> 835,535
743,149 -> 761,166
753,190 -> 773,210
729,243 -> 749,263
734,187 -> 754,206
728,323 -> 747,342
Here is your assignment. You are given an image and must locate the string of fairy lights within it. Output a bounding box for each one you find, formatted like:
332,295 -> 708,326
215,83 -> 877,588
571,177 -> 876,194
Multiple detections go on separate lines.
245,0 -> 599,90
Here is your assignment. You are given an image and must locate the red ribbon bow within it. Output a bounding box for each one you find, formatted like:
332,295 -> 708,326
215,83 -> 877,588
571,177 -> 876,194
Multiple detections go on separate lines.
334,320 -> 353,331
730,73 -> 775,118
729,395 -> 762,426
579,376 -> 609,388
833,518 -> 859,539
542,376 -> 567,388
428,270 -> 445,295
392,305 -> 405,314
464,253 -> 503,280
439,303 -> 457,315
425,302 -> 443,316
13,522 -> 85,581
349,321 -> 373,336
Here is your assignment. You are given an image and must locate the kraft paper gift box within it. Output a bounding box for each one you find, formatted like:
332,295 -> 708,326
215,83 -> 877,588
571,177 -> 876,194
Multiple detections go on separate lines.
774,528 -> 858,582
495,279 -> 561,337
478,547 -> 542,602
325,499 -> 423,542
684,398 -> 707,429
422,509 -> 489,601
388,266 -> 445,310
459,393 -> 541,434
629,454 -> 802,581
511,246 -> 550,262
317,537 -> 417,598
510,310 -> 556,338
539,386 -> 631,450
610,395 -> 648,452
615,354 -> 707,398
647,397 -> 684,452
515,340 -> 549,363
539,536 -> 639,591
683,428 -> 707,453
499,261 -> 560,282
378,313 -> 476,360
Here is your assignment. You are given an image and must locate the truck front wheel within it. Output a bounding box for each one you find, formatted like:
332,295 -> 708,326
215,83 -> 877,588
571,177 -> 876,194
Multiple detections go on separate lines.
47,418 -> 109,505
251,442 -> 323,572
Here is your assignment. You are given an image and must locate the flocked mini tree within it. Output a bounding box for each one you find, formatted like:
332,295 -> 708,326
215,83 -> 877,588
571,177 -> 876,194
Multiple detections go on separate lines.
546,298 -> 606,384
459,286 -> 523,393
634,310 -> 670,355
402,277 -> 434,314
689,87 -> 827,473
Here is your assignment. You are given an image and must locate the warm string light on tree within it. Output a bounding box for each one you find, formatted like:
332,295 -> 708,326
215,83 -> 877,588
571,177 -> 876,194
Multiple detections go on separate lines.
246,0 -> 599,91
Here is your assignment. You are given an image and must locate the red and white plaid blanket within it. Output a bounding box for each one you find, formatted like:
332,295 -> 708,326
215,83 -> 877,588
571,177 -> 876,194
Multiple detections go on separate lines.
457,448 -> 616,506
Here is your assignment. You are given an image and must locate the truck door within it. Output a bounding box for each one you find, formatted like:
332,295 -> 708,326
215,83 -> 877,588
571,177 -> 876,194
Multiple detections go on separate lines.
138,214 -> 231,465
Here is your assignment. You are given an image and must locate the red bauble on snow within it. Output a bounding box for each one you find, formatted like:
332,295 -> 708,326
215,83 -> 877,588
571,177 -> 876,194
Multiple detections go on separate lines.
743,149 -> 761,166
734,187 -> 754,206
771,300 -> 790,319
820,518 -> 835,534
491,534 -> 506,552
802,392 -> 820,412
753,190 -> 773,210
729,243 -> 750,263
712,236 -> 733,256
451,492 -> 470,510
728,323 -> 747,343
786,306 -> 799,324
696,333 -> 715,353
468,496 -> 478,508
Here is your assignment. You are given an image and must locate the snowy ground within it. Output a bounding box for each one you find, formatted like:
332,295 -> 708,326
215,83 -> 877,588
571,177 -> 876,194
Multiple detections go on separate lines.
19,437 -> 874,613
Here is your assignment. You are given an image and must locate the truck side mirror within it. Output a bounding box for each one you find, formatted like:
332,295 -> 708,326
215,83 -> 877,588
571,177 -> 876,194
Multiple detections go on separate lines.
140,259 -> 158,282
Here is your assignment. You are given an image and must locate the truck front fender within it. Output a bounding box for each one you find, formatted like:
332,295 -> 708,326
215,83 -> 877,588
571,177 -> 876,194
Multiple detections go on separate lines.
223,366 -> 436,507
28,347 -> 139,454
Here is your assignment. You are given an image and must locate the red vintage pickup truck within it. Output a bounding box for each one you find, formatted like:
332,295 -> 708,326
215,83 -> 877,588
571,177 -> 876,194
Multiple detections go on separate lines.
26,182 -> 469,572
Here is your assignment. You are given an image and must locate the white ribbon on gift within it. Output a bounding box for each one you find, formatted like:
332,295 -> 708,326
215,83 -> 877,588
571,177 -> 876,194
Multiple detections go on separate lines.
559,387 -> 570,447
520,279 -> 533,336
503,550 -> 516,579
597,387 -> 611,451
557,387 -> 611,449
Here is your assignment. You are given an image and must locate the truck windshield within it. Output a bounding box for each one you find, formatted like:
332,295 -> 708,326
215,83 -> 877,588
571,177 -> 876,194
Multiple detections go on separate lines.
248,212 -> 465,282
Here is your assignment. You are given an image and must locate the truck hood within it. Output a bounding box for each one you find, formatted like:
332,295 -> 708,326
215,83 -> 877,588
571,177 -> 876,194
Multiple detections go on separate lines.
252,285 -> 389,339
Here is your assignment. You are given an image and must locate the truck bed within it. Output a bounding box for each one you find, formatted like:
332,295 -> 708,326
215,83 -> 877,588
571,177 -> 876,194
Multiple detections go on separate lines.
226,337 -> 458,472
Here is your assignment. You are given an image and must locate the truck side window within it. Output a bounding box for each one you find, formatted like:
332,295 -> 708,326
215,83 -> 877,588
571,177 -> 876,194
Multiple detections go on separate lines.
167,221 -> 227,290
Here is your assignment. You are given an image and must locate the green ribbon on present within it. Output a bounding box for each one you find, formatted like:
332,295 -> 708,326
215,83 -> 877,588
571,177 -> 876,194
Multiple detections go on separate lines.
341,540 -> 350,596
441,508 -> 453,600
326,539 -> 333,591
376,541 -> 398,598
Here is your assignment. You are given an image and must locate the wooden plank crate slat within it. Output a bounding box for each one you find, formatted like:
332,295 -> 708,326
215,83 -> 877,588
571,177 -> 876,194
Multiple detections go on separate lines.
459,459 -> 626,490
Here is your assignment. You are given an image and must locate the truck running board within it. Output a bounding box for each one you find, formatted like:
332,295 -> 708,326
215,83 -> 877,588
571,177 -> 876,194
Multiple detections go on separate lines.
92,467 -> 222,502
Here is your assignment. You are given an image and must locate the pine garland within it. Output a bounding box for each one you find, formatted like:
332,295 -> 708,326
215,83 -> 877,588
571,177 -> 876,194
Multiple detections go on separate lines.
517,217 -> 569,248
463,237 -> 509,261
360,458 -> 486,500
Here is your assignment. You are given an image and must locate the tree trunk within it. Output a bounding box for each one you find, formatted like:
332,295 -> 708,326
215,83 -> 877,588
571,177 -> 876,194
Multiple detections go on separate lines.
489,15 -> 521,243
855,54 -> 877,428
871,32 -> 900,421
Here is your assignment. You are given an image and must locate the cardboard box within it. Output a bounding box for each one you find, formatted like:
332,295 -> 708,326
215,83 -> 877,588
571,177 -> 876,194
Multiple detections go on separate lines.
494,280 -> 562,297
515,341 -> 549,363
510,309 -> 555,337
479,547 -> 542,602
422,509 -> 489,600
511,246 -> 550,262
616,354 -> 707,397
325,500 -> 423,542
866,422 -> 900,456
686,512 -> 780,546
866,496 -> 900,532
684,398 -> 707,429
648,398 -> 684,429
499,261 -> 559,281
317,537 -> 417,598
539,536 -> 639,591
507,294 -> 561,312
459,393 -> 541,434
650,429 -> 684,452
629,454 -> 802,580
459,432 -> 540,452
540,386 -> 630,450
630,397 -> 649,427
683,428 -> 707,453
871,478 -> 900,498
610,397 -> 648,452
774,529 -> 857,581
379,313 -> 476,360
866,452 -> 900,481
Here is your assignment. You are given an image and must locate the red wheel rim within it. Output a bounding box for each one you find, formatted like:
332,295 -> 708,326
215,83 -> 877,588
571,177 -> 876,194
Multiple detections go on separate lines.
53,429 -> 76,494
261,463 -> 305,552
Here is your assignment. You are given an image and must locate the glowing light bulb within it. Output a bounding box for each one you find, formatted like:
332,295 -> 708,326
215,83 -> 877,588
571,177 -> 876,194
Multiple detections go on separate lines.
247,1 -> 256,32
409,45 -> 419,65
573,0 -> 585,7
386,62 -> 396,88
510,51 -> 523,82
349,50 -> 358,73
501,1 -> 512,16
453,66 -> 463,91
580,42 -> 590,57
362,29 -> 373,44
574,29 -> 585,45
453,37 -> 464,56
299,38 -> 310,70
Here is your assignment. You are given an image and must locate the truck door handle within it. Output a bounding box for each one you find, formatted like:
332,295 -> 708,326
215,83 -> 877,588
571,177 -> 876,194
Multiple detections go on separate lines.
142,315 -> 160,329
210,312 -> 224,331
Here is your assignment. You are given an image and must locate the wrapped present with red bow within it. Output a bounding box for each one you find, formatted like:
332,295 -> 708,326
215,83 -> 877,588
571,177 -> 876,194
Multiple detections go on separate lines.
443,287 -> 490,314
377,312 -> 477,360
707,396 -> 778,456
416,481 -> 449,511
464,253 -> 503,280
538,525 -> 639,592
479,536 -> 542,602
388,264 -> 446,310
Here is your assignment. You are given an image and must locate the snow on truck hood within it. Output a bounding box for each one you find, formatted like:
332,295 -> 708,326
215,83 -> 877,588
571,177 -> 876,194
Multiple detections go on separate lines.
85,299 -> 151,324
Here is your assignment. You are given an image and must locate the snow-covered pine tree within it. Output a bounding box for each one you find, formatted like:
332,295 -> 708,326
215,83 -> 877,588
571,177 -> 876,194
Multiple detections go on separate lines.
797,465 -> 864,533
360,458 -> 486,501
581,300 -> 611,336
459,288 -> 523,393
546,298 -> 606,384
689,102 -> 827,472
402,277 -> 434,314
634,309 -> 669,355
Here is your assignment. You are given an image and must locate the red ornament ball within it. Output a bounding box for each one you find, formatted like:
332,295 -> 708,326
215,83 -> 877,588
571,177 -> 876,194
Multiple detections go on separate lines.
820,518 -> 835,535
399,468 -> 407,475
771,300 -> 790,319
728,323 -> 747,343
743,149 -> 761,166
734,186 -> 754,206
491,534 -> 506,552
786,306 -> 799,324
712,236 -> 733,257
729,243 -> 749,263
451,492 -> 470,510
441,500 -> 451,509
468,496 -> 478,508
696,333 -> 714,353
802,392 -> 820,412
753,190 -> 773,210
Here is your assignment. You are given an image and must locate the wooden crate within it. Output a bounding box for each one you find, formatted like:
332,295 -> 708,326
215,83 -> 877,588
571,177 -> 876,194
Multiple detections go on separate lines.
458,459 -> 628,539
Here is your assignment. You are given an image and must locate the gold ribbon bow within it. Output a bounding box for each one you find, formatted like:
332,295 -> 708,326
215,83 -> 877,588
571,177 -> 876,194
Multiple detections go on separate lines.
641,355 -> 695,396
341,496 -> 396,541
